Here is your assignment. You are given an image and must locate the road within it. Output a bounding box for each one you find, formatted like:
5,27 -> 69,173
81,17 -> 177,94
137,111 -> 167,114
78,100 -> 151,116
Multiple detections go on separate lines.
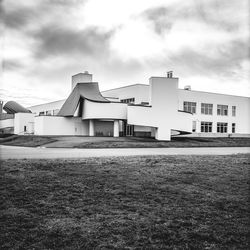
0,145 -> 249,159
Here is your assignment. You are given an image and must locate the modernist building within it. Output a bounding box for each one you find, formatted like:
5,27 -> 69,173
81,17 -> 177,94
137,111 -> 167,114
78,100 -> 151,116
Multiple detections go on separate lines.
1,71 -> 250,140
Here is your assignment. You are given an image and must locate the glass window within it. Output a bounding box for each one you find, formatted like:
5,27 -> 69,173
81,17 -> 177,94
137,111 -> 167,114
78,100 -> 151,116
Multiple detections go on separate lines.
39,111 -> 45,115
183,101 -> 196,114
217,105 -> 228,116
232,106 -> 236,116
121,98 -> 135,103
232,123 -> 236,133
217,122 -> 228,133
201,103 -> 213,115
201,122 -> 212,132
24,126 -> 27,132
192,121 -> 196,132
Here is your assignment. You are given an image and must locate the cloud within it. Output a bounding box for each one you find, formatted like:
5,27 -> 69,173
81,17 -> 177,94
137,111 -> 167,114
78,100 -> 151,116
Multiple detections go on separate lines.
32,26 -> 114,58
3,6 -> 35,29
2,59 -> 24,71
143,7 -> 174,35
1,0 -> 250,105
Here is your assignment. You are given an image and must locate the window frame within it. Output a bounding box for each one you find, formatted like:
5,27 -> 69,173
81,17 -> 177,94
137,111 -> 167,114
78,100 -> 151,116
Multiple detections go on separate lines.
192,121 -> 196,132
217,122 -> 228,133
200,121 -> 213,133
201,103 -> 213,115
232,106 -> 236,117
121,98 -> 135,104
183,101 -> 197,114
217,105 -> 228,116
232,123 -> 236,133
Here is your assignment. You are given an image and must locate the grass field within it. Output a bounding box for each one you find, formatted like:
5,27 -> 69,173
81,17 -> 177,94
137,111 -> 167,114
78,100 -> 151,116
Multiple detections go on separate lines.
1,155 -> 249,249
0,135 -> 56,147
75,137 -> 250,148
1,135 -> 250,148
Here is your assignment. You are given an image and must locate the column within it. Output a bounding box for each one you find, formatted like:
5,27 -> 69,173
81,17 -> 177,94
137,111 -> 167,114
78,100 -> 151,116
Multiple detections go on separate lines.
89,119 -> 94,136
113,120 -> 119,137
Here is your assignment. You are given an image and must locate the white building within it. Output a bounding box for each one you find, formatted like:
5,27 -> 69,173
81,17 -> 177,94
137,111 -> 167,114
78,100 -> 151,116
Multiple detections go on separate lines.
1,71 -> 249,140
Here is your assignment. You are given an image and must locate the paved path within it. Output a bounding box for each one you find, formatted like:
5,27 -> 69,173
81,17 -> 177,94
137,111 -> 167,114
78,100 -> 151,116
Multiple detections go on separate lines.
0,145 -> 249,159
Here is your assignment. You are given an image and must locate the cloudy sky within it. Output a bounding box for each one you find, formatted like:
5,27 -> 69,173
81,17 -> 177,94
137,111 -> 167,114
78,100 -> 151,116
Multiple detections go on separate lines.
1,0 -> 249,106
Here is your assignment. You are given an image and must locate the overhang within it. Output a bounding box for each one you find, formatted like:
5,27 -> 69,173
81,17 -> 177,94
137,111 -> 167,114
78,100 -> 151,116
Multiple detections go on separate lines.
58,82 -> 110,117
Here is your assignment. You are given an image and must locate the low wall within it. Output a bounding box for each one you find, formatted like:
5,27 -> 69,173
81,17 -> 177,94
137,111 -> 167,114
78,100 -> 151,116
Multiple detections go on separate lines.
34,116 -> 89,136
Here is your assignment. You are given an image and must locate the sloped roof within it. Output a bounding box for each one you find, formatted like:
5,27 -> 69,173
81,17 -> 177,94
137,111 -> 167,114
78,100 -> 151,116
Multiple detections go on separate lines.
3,101 -> 31,114
58,82 -> 110,117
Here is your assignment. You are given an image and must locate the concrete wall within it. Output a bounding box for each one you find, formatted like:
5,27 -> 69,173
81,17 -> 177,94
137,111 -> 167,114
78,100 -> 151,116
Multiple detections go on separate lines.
178,89 -> 250,135
34,116 -> 89,136
128,77 -> 193,140
14,113 -> 36,134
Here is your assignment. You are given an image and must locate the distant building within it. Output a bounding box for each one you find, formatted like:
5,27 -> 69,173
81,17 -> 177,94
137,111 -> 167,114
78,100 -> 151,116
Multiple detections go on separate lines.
1,71 -> 250,140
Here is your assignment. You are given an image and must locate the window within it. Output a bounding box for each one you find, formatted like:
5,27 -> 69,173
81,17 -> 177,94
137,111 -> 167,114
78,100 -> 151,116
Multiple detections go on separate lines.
232,106 -> 236,116
24,126 -> 27,132
192,121 -> 196,132
217,105 -> 228,116
39,111 -> 45,115
217,122 -> 228,133
232,123 -> 236,133
183,101 -> 196,114
121,98 -> 135,103
46,110 -> 52,116
201,103 -> 213,115
201,122 -> 212,132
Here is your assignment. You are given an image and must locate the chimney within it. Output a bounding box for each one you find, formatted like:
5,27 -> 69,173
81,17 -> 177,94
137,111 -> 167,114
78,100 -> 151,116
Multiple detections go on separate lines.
167,71 -> 173,78
184,85 -> 191,90
72,71 -> 93,90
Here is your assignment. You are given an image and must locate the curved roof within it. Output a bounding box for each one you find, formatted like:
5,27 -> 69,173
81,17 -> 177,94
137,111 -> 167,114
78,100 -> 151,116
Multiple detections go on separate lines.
58,82 -> 110,117
3,101 -> 31,114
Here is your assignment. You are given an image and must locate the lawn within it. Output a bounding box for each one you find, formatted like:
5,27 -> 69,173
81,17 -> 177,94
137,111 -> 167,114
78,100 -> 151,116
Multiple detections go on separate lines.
0,155 -> 249,249
0,135 -> 56,147
75,137 -> 250,148
1,135 -> 250,148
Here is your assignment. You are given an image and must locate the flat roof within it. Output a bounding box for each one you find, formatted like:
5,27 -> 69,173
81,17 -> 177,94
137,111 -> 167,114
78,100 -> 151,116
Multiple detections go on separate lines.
101,83 -> 148,93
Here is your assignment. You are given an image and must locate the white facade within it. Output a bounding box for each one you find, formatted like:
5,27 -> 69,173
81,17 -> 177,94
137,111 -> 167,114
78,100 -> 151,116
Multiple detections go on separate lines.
34,116 -> 89,136
28,100 -> 65,116
14,113 -> 36,135
1,71 -> 250,140
178,90 -> 250,136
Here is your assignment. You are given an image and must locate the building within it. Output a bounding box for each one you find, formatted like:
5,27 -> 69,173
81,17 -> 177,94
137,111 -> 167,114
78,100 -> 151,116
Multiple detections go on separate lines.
1,71 -> 250,140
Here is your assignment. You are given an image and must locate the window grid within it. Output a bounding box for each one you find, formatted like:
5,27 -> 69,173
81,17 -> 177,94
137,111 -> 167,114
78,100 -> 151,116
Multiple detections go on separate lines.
192,121 -> 196,132
217,105 -> 228,116
232,106 -> 236,116
217,122 -> 228,133
183,101 -> 196,114
121,98 -> 135,103
201,122 -> 212,133
232,123 -> 236,133
201,103 -> 213,115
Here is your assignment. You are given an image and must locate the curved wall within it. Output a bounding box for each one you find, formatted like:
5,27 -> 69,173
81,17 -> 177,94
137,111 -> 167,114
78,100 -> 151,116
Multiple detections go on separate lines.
82,100 -> 127,120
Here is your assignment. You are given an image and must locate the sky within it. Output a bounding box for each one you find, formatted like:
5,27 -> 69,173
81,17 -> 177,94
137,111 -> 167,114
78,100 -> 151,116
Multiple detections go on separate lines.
1,0 -> 249,106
